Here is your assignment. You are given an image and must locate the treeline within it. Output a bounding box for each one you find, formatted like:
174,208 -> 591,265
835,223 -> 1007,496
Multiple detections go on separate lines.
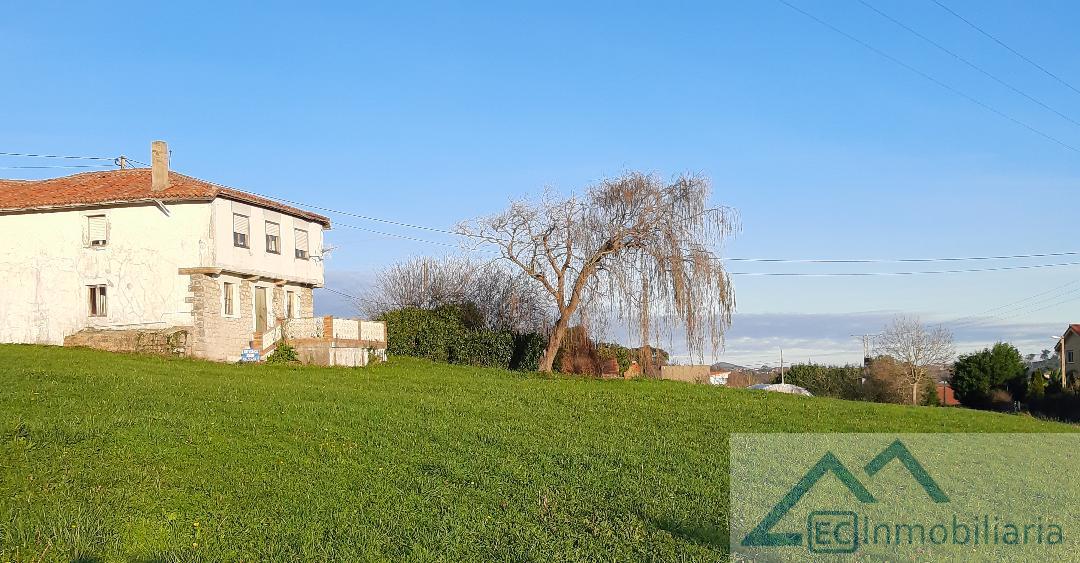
365,256 -> 670,374
778,357 -> 943,406
951,342 -> 1078,422
781,342 -> 1080,421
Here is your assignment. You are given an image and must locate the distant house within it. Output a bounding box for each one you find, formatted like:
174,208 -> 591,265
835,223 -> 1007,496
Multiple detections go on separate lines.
0,141 -> 385,365
935,382 -> 961,406
1051,324 -> 1080,384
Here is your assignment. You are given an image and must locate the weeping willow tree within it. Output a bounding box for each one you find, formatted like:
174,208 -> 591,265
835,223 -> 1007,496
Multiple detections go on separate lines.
457,171 -> 738,373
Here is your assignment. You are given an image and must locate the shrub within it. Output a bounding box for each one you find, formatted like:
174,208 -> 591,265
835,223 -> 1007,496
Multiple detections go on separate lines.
1027,390 -> 1080,422
1028,371 -> 1047,400
921,377 -> 941,407
451,330 -> 514,368
266,342 -> 299,364
988,388 -> 1014,411
781,364 -> 865,401
379,306 -> 466,363
379,306 -> 546,371
510,332 -> 546,372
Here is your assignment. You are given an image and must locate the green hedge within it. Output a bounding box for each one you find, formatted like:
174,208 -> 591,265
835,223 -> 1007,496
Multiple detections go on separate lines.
379,306 -> 544,371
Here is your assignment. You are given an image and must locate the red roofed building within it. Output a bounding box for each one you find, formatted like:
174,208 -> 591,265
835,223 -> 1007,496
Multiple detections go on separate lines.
1053,324 -> 1080,387
0,141 -> 383,364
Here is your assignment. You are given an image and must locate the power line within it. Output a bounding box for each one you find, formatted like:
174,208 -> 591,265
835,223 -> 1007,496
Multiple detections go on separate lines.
944,279 -> 1080,327
0,164 -> 116,170
775,0 -> 1080,155
162,169 -> 1080,274
947,282 -> 1080,329
0,150 -> 115,161
335,222 -> 471,249
320,286 -> 362,301
858,0 -> 1080,129
728,259 -> 1080,276
255,194 -> 477,239
952,290 -> 1080,329
724,250 -> 1080,264
930,0 -> 1080,98
249,193 -> 1080,266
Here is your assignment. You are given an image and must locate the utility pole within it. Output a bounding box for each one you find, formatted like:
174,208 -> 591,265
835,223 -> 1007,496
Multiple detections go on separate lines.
851,334 -> 874,384
118,155 -> 128,170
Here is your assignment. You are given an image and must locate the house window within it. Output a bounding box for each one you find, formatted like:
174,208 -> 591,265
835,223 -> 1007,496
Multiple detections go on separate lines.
294,229 -> 309,259
233,213 -> 249,248
1069,350 -> 1074,364
223,282 -> 235,316
88,284 -> 107,317
87,215 -> 107,246
265,221 -> 280,254
286,290 -> 295,318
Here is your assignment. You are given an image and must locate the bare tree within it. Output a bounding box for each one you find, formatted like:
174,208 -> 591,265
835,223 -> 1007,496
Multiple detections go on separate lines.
361,255 -> 549,332
457,171 -> 738,373
873,315 -> 954,405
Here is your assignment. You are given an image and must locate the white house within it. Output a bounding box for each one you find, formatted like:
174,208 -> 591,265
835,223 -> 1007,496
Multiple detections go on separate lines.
0,141 -> 384,364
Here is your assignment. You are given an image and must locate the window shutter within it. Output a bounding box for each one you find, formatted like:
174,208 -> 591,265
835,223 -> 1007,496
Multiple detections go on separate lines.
233,214 -> 249,235
265,221 -> 280,237
295,229 -> 309,251
88,216 -> 107,244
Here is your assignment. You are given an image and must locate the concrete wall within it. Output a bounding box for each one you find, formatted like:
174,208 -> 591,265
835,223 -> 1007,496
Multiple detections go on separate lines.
0,202 -> 210,345
660,365 -> 712,384
210,198 -> 324,286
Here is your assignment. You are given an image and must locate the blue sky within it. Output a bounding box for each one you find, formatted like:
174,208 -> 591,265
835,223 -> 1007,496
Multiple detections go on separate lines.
3,1 -> 1080,366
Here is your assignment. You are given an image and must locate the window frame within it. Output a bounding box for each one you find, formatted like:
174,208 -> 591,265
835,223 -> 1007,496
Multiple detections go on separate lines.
88,284 -> 107,317
223,282 -> 236,316
294,228 -> 309,260
265,221 -> 280,254
1068,350 -> 1074,364
232,213 -> 250,249
87,215 -> 108,247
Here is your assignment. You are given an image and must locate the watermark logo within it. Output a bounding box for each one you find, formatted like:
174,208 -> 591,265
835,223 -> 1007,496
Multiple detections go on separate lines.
742,439 -> 947,550
730,434 -> 1074,560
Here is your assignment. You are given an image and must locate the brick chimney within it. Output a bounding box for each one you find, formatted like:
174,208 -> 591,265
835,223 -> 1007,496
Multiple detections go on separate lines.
151,140 -> 169,192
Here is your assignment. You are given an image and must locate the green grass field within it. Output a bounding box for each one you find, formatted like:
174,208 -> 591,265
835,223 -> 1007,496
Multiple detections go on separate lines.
0,345 -> 1072,561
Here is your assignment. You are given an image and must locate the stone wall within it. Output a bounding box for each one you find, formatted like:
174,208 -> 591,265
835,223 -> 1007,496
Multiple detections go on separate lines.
188,273 -> 255,362
300,286 -> 314,317
187,273 -> 317,362
64,327 -> 191,356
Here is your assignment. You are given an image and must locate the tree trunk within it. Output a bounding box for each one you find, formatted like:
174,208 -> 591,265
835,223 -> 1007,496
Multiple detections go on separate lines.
539,314 -> 571,372
911,378 -> 919,405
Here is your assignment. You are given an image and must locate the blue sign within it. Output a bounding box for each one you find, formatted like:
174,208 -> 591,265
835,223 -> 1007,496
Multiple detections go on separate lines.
240,348 -> 260,362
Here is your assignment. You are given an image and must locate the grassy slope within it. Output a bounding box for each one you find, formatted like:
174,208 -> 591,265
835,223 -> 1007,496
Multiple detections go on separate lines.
0,345 -> 1071,561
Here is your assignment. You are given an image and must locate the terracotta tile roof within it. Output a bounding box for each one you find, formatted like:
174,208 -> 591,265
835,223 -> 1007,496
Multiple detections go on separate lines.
0,169 -> 330,227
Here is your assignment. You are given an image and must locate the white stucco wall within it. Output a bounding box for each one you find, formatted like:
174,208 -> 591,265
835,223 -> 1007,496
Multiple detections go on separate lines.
0,202 -> 211,344
0,195 -> 326,348
210,198 -> 325,286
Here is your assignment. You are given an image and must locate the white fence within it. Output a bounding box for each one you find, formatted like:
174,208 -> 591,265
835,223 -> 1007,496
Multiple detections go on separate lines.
284,317 -> 324,340
260,324 -> 282,351
281,317 -> 386,344
360,321 -> 386,343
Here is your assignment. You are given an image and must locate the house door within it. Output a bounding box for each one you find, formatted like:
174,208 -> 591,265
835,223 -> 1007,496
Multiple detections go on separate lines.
255,287 -> 268,333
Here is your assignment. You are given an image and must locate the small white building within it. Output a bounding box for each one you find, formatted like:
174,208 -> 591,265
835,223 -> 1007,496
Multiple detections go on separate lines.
0,141 -> 384,364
